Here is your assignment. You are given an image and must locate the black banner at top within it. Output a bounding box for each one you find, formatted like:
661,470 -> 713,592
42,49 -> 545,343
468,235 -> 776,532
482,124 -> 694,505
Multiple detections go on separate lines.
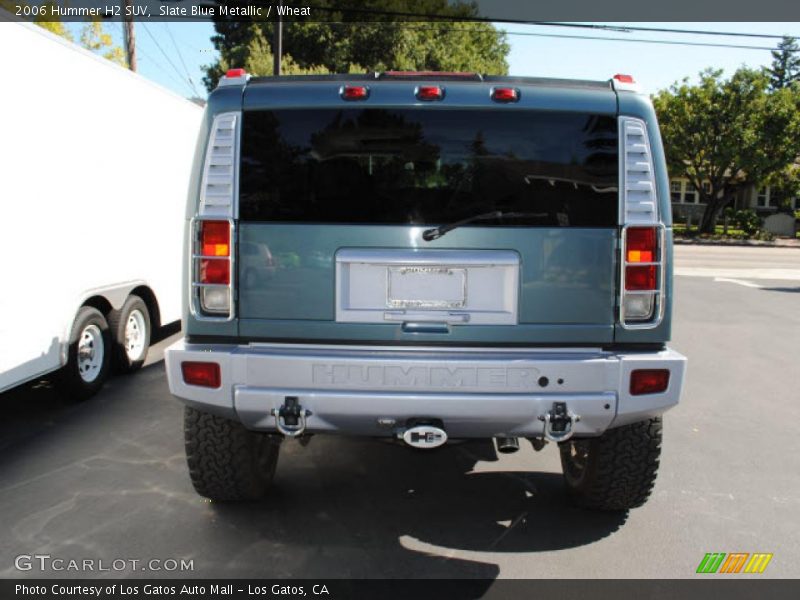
2,0 -> 800,23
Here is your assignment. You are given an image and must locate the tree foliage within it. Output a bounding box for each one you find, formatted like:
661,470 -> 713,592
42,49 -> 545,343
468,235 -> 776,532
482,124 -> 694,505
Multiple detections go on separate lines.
80,21 -> 127,67
203,0 -> 509,90
3,1 -> 126,67
767,35 -> 800,90
653,68 -> 800,232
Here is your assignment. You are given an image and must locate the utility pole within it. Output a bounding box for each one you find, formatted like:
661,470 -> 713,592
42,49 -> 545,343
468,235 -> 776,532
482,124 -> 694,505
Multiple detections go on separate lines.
123,0 -> 137,71
273,1 -> 282,76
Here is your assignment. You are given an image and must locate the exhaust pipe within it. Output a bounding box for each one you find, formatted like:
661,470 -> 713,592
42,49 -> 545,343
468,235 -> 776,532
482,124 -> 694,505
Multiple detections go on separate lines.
495,436 -> 520,454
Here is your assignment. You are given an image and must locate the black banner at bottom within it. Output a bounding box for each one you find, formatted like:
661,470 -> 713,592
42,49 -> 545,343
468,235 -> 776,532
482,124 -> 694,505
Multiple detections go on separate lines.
3,579 -> 799,600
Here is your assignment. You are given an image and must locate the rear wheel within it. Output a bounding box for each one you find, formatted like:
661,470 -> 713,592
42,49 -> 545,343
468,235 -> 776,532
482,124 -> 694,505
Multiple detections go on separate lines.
57,306 -> 111,401
184,406 -> 281,501
559,417 -> 663,511
109,295 -> 151,373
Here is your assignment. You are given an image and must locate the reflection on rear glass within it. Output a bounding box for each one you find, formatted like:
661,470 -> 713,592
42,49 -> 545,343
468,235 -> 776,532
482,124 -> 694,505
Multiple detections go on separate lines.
240,109 -> 619,227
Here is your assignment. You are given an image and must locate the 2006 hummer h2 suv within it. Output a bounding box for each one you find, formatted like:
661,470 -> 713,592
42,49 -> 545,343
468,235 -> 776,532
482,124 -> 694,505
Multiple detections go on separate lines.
165,70 -> 686,511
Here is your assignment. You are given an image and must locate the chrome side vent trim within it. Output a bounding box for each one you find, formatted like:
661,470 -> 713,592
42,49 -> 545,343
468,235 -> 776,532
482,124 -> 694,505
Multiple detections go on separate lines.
199,112 -> 239,217
620,117 -> 658,225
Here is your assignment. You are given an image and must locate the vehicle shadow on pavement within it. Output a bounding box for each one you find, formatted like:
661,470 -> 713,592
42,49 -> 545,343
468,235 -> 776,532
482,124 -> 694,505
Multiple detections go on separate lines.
0,365 -> 627,581
208,436 -> 628,577
759,286 -> 800,293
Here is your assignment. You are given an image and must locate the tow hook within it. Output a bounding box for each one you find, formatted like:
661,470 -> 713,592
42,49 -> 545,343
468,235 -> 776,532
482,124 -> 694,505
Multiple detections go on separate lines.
538,402 -> 580,443
271,396 -> 312,438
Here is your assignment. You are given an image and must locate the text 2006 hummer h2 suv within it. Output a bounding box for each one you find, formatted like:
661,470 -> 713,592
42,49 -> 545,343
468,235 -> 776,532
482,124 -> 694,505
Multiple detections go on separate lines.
165,69 -> 686,511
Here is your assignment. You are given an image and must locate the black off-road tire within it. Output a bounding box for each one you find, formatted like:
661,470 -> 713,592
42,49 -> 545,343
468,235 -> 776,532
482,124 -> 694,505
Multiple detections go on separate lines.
108,295 -> 151,374
184,406 -> 281,501
56,306 -> 112,402
559,417 -> 663,511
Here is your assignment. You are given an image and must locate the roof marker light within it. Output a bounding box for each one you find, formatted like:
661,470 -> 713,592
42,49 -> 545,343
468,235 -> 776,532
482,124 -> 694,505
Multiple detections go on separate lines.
416,85 -> 444,101
491,87 -> 519,103
341,85 -> 369,101
225,68 -> 247,78
613,73 -> 635,83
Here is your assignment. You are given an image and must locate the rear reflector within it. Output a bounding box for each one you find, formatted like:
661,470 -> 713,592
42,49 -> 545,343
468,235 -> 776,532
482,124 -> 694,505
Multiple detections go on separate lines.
416,85 -> 444,101
626,227 -> 656,263
182,361 -> 221,388
200,259 -> 230,285
630,369 -> 669,395
201,221 -> 230,257
625,265 -> 656,291
341,85 -> 369,100
491,87 -> 519,103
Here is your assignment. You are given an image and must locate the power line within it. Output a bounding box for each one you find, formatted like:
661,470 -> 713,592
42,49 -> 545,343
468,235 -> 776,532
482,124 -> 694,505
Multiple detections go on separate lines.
388,24 -> 778,52
305,6 -> 797,40
511,22 -> 794,40
109,21 -> 193,94
164,23 -> 201,96
327,22 -> 779,52
141,22 -> 196,95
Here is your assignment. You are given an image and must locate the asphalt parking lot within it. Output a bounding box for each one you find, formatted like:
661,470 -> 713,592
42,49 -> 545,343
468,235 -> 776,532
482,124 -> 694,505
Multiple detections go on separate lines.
1,245 -> 798,580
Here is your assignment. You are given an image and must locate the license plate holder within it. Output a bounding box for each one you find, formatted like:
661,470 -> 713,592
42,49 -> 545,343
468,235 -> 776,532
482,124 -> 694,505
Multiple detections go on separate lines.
387,266 -> 466,309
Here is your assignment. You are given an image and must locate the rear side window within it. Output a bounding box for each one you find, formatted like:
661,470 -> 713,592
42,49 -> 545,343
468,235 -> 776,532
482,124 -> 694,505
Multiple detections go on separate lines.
239,108 -> 618,227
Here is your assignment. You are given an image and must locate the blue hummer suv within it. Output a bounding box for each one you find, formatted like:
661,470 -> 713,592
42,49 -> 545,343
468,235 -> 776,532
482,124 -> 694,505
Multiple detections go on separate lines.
165,70 -> 686,510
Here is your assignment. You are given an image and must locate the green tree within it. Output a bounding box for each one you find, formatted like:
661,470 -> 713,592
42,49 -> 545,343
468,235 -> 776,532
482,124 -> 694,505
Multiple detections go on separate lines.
653,67 -> 800,232
79,21 -> 127,67
767,35 -> 800,90
3,2 -> 125,66
203,0 -> 508,90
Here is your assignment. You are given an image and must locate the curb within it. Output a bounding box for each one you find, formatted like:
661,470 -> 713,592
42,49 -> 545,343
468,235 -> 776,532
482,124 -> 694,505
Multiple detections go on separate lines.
674,238 -> 800,249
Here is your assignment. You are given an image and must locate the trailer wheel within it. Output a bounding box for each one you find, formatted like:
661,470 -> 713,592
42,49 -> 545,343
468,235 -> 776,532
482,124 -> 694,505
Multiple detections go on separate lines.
109,295 -> 151,373
184,406 -> 281,501
559,417 -> 663,511
57,306 -> 112,401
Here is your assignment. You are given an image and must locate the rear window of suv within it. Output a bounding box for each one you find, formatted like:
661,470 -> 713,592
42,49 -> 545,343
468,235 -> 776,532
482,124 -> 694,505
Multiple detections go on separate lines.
239,108 -> 618,227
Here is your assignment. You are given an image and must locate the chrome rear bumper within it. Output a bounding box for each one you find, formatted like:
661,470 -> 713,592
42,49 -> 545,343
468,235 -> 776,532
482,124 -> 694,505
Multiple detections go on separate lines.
165,340 -> 686,438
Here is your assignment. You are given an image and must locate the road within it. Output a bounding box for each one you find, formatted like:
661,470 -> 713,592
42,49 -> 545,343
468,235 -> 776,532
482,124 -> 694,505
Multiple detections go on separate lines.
0,245 -> 798,580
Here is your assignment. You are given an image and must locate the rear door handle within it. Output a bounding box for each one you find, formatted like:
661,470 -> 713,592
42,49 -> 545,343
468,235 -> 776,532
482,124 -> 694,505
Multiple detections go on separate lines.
384,310 -> 470,323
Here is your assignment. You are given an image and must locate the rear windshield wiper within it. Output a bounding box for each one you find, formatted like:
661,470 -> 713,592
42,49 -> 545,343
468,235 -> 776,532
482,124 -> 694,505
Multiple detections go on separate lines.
422,210 -> 548,241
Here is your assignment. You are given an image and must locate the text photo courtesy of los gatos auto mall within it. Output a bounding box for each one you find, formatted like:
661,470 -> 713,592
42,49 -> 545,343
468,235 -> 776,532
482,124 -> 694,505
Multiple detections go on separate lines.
1,0 -> 799,598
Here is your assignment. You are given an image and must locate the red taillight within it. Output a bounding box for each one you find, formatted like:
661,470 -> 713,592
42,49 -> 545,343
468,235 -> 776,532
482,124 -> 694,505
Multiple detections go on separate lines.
626,265 -> 656,291
491,87 -> 519,103
630,369 -> 669,395
226,68 -> 247,78
200,259 -> 230,285
416,85 -> 444,101
626,227 -> 656,263
182,361 -> 221,388
614,73 -> 635,83
341,85 -> 369,100
201,221 -> 230,257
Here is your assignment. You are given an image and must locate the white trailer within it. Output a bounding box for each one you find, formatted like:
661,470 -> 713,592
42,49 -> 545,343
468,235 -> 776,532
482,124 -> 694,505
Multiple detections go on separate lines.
0,20 -> 203,398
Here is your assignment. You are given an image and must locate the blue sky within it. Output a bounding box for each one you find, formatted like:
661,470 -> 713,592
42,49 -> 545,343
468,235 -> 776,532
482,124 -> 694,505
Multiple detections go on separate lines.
84,21 -> 800,99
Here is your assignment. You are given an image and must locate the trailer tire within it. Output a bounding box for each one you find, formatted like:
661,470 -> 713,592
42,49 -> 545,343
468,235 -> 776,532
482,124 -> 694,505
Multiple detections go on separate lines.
57,306 -> 112,401
184,406 -> 281,501
108,295 -> 151,374
559,417 -> 662,511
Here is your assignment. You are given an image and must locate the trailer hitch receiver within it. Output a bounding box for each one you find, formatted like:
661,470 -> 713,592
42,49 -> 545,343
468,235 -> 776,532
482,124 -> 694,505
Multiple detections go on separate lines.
539,401 -> 580,443
271,396 -> 312,437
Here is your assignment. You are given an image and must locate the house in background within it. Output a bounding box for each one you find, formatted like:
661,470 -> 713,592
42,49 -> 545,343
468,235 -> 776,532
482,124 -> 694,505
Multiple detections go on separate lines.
670,177 -> 800,225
